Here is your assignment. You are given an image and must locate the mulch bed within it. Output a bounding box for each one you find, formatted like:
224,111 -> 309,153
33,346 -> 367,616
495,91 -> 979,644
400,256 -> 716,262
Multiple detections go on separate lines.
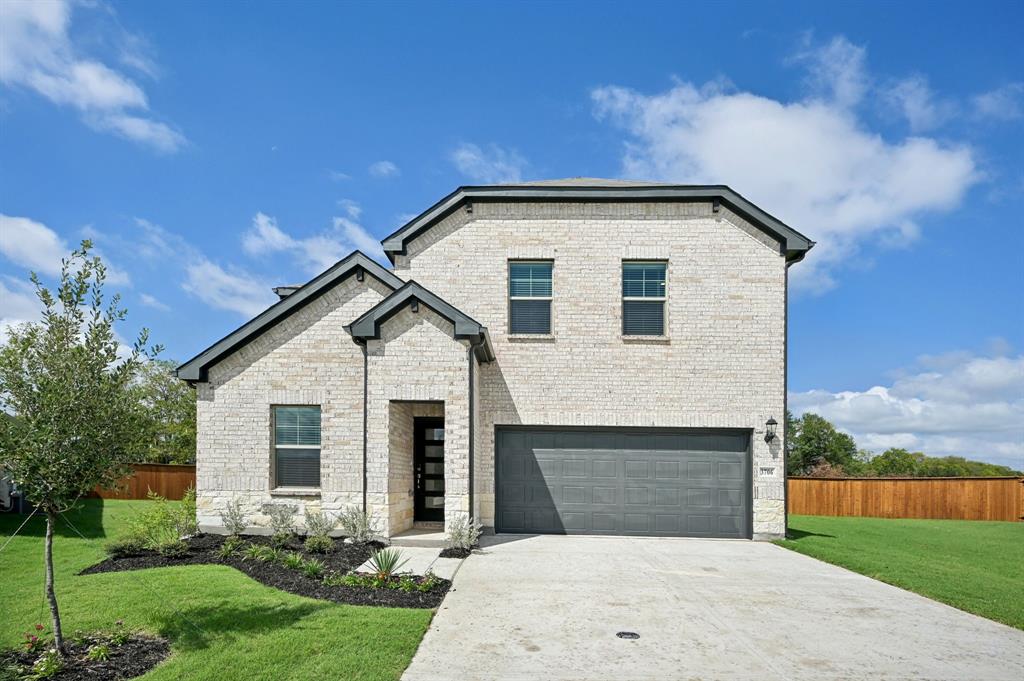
438,547 -> 473,559
80,534 -> 451,609
0,634 -> 169,681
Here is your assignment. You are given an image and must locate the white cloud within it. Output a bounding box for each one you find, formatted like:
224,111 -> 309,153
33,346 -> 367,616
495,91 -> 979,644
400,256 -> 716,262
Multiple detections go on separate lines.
790,35 -> 868,108
139,293 -> 169,312
337,199 -> 362,220
242,212 -> 347,274
0,276 -> 40,339
0,214 -> 68,275
332,217 -> 386,263
591,35 -> 979,293
368,160 -> 399,178
182,259 -> 274,318
790,351 -> 1024,470
328,170 -> 351,182
972,83 -> 1024,121
0,0 -> 184,152
450,142 -> 527,184
883,76 -> 954,131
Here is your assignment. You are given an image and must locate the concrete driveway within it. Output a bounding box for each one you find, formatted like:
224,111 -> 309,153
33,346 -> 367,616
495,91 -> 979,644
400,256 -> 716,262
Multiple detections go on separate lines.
403,534 -> 1024,681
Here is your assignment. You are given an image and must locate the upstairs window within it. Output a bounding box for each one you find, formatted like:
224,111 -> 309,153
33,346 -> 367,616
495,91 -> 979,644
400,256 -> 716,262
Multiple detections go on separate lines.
509,261 -> 552,334
622,262 -> 667,336
273,406 -> 321,488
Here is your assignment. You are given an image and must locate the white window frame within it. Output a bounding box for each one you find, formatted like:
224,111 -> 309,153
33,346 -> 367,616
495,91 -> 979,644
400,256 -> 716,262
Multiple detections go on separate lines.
508,259 -> 553,334
622,260 -> 667,336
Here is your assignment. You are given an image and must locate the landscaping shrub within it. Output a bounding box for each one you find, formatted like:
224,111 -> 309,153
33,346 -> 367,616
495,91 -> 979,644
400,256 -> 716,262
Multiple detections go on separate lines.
217,536 -> 244,559
115,489 -> 196,553
283,552 -> 305,570
220,499 -> 247,535
266,505 -> 296,538
445,515 -> 482,550
304,534 -> 333,554
337,506 -> 377,543
304,509 -> 336,538
366,548 -> 408,579
103,536 -> 145,558
301,558 -> 325,578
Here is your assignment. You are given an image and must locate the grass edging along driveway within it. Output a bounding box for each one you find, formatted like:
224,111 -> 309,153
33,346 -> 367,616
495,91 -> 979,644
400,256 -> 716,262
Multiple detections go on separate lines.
776,515 -> 1024,630
0,500 -> 433,681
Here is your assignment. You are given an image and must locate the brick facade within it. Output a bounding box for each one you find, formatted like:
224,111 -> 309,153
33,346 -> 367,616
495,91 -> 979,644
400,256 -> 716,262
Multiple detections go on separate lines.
193,197 -> 790,540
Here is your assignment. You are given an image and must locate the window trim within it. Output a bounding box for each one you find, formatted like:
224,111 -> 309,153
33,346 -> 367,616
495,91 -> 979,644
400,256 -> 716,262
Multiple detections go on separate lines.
621,260 -> 668,337
507,259 -> 553,335
271,404 -> 322,490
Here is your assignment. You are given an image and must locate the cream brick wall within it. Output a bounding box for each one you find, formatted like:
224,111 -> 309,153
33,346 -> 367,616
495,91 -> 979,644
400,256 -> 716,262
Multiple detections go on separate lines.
195,275 -> 391,533
365,306 -> 471,537
395,201 -> 788,538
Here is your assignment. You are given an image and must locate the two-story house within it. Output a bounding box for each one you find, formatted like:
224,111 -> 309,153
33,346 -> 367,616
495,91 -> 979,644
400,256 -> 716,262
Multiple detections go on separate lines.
177,179 -> 813,540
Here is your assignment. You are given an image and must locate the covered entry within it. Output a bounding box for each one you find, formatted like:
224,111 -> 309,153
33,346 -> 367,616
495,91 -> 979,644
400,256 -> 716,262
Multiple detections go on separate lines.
495,427 -> 752,538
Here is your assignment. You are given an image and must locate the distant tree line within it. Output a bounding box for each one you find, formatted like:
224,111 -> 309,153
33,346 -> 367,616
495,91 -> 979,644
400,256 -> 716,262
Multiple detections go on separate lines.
785,412 -> 1022,478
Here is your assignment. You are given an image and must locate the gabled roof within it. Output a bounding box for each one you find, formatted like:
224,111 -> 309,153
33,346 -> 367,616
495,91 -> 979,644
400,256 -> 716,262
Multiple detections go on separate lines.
347,280 -> 495,363
381,180 -> 815,264
176,251 -> 404,382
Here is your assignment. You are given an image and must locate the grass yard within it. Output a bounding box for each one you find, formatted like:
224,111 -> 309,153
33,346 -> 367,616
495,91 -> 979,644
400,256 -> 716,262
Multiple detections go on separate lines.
778,515 -> 1024,630
0,500 -> 432,680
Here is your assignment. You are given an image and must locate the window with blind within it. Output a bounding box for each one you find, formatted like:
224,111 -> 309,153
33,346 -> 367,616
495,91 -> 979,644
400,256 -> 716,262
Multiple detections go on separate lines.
273,406 -> 321,488
622,261 -> 667,336
509,261 -> 552,334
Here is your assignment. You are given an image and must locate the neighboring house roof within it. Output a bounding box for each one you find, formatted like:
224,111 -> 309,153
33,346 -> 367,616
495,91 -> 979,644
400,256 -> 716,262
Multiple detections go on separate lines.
176,251 -> 404,382
381,179 -> 815,264
347,280 -> 495,363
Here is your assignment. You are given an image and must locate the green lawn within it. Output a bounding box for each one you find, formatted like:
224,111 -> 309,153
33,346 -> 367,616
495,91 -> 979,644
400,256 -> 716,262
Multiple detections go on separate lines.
0,500 -> 432,680
777,515 -> 1024,630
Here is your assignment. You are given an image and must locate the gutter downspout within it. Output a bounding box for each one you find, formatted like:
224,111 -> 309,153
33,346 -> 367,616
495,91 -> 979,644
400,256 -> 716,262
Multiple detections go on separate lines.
783,263 -> 790,539
466,337 -> 485,522
357,339 -> 369,514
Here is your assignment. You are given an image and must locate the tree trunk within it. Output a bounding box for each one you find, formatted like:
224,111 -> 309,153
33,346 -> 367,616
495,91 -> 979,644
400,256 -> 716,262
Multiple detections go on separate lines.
44,511 -> 66,656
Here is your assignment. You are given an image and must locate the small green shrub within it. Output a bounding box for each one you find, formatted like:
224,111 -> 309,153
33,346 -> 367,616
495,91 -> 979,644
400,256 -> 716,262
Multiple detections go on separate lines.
337,506 -> 377,543
104,536 -> 145,558
303,509 -> 336,538
266,505 -> 296,537
301,558 -> 325,578
113,488 -> 196,553
220,499 -> 247,535
85,644 -> 111,661
31,649 -> 63,678
282,552 -> 304,570
69,630 -> 88,647
366,547 -> 409,579
303,534 -> 333,554
22,624 -> 46,653
270,532 -> 291,548
398,575 -> 417,592
242,543 -> 265,561
152,526 -> 188,557
417,570 -> 440,592
108,620 -> 130,646
266,547 -> 285,563
218,536 -> 244,559
445,515 -> 482,550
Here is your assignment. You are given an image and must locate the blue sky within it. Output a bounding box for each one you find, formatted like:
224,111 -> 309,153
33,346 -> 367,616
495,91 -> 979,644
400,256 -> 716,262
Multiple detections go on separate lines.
1,0 -> 1022,468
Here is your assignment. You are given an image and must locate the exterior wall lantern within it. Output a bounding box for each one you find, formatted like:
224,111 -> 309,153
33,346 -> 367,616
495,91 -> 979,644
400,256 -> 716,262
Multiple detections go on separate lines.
764,417 -> 778,443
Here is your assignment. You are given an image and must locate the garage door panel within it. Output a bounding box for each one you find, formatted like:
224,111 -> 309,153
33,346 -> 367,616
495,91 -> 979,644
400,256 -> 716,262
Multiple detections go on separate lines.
496,427 -> 751,538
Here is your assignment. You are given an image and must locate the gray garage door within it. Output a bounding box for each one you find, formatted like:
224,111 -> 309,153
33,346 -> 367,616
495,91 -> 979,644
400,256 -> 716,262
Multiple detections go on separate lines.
496,427 -> 751,538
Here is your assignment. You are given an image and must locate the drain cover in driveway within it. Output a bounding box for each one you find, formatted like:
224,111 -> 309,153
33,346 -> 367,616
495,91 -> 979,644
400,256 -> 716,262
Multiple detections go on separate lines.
616,631 -> 640,639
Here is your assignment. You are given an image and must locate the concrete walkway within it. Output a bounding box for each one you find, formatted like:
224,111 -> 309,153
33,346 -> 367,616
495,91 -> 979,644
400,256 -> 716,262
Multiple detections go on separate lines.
403,534 -> 1024,681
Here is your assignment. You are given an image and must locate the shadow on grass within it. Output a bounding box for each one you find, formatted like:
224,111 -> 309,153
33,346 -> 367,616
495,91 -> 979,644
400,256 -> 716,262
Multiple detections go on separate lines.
152,601 -> 329,652
785,527 -> 836,540
0,498 -> 107,539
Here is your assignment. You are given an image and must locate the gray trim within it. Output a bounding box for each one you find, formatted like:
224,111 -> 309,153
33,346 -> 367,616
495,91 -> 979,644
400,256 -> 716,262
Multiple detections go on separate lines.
382,184 -> 815,264
176,251 -> 403,382
347,280 -> 496,363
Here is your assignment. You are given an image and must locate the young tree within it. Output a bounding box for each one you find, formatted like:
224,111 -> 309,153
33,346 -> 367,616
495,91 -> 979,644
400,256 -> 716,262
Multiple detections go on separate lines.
0,243 -> 159,656
135,359 -> 196,464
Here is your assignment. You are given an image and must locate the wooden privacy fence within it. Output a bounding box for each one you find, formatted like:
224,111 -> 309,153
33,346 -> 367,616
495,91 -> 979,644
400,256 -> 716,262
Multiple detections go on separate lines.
92,463 -> 197,500
787,476 -> 1024,521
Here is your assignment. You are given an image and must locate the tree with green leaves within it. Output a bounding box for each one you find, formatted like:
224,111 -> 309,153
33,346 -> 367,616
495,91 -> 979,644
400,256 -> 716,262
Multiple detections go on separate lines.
786,412 -> 858,476
0,243 -> 159,656
135,359 -> 196,464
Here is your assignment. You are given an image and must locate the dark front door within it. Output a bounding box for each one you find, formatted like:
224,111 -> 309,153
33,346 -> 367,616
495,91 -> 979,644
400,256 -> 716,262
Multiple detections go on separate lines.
414,418 -> 445,522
